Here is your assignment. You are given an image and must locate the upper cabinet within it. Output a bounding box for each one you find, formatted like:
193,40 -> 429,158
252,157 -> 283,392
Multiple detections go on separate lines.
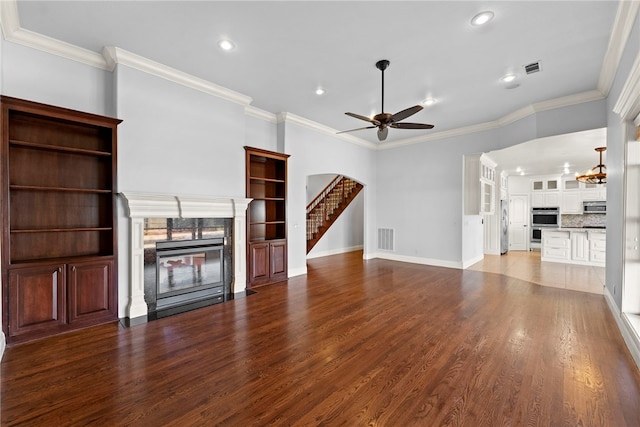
464,154 -> 496,215
530,177 -> 560,208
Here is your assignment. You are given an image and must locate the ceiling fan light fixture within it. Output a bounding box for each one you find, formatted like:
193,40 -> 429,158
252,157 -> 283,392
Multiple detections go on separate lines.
422,97 -> 436,106
576,147 -> 607,184
471,11 -> 494,26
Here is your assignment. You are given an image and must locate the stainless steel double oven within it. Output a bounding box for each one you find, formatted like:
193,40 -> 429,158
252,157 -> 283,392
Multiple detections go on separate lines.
531,207 -> 559,247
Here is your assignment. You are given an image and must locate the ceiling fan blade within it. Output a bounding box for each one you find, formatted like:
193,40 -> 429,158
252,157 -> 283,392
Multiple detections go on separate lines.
377,127 -> 389,141
336,125 -> 377,134
345,112 -> 380,126
390,105 -> 423,123
391,122 -> 435,130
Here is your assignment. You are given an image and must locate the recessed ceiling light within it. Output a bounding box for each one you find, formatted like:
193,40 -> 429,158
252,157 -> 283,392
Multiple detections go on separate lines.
422,97 -> 436,106
218,39 -> 235,51
564,167 -> 570,174
471,11 -> 494,26
315,87 -> 325,96
502,73 -> 516,83
516,167 -> 522,173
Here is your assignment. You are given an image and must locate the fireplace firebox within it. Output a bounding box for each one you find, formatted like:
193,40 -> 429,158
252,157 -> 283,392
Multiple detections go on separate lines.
156,238 -> 224,311
143,217 -> 233,319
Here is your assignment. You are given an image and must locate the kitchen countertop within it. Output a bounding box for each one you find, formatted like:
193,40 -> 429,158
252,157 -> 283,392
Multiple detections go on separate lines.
544,227 -> 606,233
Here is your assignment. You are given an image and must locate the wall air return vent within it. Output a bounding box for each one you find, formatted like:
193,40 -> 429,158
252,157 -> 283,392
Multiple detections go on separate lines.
377,228 -> 395,251
524,61 -> 542,75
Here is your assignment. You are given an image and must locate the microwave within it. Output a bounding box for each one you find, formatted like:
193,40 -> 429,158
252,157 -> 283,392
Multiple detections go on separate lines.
583,201 -> 606,213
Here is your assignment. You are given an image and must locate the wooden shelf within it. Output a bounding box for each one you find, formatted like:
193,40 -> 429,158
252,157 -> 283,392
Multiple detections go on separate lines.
10,185 -> 112,194
2,95 -> 120,344
9,139 -> 112,156
245,146 -> 290,287
11,227 -> 113,233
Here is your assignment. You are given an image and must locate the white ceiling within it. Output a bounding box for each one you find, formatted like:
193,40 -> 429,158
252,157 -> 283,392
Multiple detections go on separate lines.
12,1 -> 617,173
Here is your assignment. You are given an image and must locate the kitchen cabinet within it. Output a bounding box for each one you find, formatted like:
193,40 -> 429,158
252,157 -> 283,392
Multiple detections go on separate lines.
532,179 -> 559,192
561,192 -> 583,214
245,146 -> 290,288
464,154 -> 497,215
589,232 -> 606,265
542,229 -> 605,266
582,188 -> 607,201
2,96 -> 120,344
532,191 -> 560,208
571,232 -> 590,262
542,230 -> 570,261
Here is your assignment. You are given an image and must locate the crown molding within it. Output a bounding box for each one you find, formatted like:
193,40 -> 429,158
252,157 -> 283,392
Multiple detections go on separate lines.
613,50 -> 640,120
103,47 -> 252,107
277,112 -> 377,149
379,90 -> 604,150
598,0 -> 640,96
245,105 -> 277,123
0,0 -> 108,69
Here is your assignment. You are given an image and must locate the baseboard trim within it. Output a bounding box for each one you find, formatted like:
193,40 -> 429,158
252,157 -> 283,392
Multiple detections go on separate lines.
288,266 -> 307,278
306,245 -> 363,260
372,252 -> 461,269
604,287 -> 640,371
462,254 -> 484,269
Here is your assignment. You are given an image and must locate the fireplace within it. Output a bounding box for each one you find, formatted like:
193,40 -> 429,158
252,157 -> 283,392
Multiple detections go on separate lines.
143,217 -> 233,319
156,239 -> 224,307
120,193 -> 252,323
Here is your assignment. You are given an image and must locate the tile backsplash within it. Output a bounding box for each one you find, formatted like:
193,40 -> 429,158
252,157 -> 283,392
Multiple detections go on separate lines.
561,213 -> 606,228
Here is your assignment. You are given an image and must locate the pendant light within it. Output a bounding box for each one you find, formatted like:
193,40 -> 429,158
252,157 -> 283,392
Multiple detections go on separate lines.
576,147 -> 606,185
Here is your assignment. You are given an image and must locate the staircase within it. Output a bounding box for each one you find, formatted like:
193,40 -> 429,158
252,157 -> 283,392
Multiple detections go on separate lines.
306,175 -> 363,254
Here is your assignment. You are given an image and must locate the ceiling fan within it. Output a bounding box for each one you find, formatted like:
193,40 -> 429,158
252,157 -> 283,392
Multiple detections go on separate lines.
338,59 -> 434,141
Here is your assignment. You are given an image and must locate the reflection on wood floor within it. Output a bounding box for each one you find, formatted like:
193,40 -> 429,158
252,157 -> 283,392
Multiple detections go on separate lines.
468,250 -> 606,294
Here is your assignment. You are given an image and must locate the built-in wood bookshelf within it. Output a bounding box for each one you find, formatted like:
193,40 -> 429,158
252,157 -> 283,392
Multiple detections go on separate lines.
1,96 -> 121,344
244,146 -> 290,287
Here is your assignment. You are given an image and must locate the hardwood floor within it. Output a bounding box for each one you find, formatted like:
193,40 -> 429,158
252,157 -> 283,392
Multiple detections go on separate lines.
468,250 -> 606,294
2,251 -> 639,426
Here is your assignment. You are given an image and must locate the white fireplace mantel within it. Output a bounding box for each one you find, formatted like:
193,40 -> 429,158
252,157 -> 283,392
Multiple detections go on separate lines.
120,192 -> 252,320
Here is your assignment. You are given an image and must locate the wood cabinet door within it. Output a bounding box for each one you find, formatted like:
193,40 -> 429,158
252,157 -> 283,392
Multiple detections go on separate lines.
270,240 -> 287,279
249,242 -> 270,283
8,264 -> 66,340
67,259 -> 115,324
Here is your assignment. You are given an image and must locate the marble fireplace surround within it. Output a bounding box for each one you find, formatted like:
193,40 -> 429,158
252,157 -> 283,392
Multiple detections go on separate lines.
120,192 -> 252,321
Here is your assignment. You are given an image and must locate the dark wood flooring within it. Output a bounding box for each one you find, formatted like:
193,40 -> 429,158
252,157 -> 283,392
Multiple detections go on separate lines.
2,251 -> 640,426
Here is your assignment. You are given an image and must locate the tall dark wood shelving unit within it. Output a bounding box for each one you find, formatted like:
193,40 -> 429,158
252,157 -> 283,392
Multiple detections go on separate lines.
1,96 -> 121,344
244,146 -> 290,288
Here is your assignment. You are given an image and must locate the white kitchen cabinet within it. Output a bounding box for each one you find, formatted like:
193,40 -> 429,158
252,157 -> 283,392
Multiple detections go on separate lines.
464,154 -> 496,215
562,192 -> 582,214
532,191 -> 560,208
589,232 -> 606,266
571,231 -> 590,262
582,188 -> 607,201
532,179 -> 559,192
542,230 -> 570,261
531,177 -> 560,207
563,177 -> 581,191
542,229 -> 605,266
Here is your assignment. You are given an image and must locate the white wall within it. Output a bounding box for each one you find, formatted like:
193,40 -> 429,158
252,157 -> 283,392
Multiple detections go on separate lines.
376,102 -> 607,268
606,13 -> 640,309
282,120 -> 377,276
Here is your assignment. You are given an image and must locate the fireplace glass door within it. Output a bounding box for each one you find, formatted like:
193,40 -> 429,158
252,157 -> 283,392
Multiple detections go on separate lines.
155,238 -> 224,309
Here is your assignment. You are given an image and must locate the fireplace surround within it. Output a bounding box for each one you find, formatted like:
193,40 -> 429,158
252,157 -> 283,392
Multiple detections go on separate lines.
121,193 -> 251,322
